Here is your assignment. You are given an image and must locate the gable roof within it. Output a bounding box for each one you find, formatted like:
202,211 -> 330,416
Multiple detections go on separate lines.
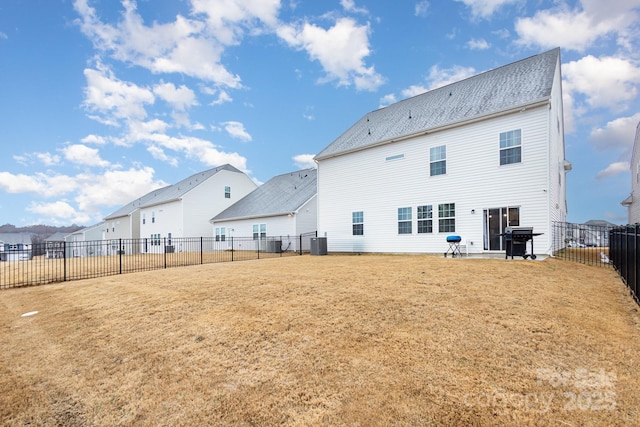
0,233 -> 32,245
105,164 -> 242,219
212,168 -> 317,221
316,48 -> 560,160
45,232 -> 69,241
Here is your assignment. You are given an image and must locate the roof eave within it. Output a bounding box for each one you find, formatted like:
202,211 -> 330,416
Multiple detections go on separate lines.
315,97 -> 551,161
211,211 -> 299,224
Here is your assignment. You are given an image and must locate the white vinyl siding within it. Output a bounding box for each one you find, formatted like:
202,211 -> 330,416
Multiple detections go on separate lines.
317,104 -> 552,254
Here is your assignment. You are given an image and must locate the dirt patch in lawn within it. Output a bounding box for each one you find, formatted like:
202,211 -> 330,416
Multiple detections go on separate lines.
1,255 -> 639,426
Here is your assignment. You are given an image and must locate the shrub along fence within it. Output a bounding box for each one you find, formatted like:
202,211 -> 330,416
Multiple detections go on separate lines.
609,225 -> 640,304
0,233 -> 317,290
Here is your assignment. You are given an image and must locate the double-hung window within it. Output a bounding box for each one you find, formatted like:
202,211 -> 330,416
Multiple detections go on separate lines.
430,145 -> 446,176
215,227 -> 226,242
500,129 -> 521,165
438,203 -> 455,232
253,224 -> 266,240
224,186 -> 231,198
352,211 -> 364,235
417,205 -> 433,233
398,207 -> 412,234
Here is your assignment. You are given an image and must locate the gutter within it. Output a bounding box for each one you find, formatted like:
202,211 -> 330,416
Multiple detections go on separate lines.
210,211 -> 297,224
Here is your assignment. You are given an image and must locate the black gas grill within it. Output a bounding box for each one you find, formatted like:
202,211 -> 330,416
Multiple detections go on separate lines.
505,227 -> 543,260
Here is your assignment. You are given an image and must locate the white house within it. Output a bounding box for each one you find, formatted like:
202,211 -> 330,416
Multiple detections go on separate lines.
65,222 -> 108,257
44,232 -> 69,259
137,164 -> 257,253
211,168 -> 317,252
102,164 -> 256,254
315,48 -> 570,256
621,122 -> 640,224
0,233 -> 33,261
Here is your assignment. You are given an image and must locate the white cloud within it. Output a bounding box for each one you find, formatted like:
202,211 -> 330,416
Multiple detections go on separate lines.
454,0 -> 518,19
192,0 -> 282,45
425,65 -> 476,90
401,85 -> 428,98
62,144 -> 111,167
0,172 -> 78,197
81,134 -> 107,145
341,0 -> 368,14
27,201 -> 90,225
515,2 -> 640,52
209,89 -> 233,106
563,55 -> 640,112
74,0 -> 242,87
83,65 -> 155,125
0,32 -> 8,40
466,38 -> 490,50
293,154 -> 317,169
379,93 -> 397,107
143,133 -> 249,171
222,121 -> 252,142
597,161 -> 629,180
12,152 -> 61,166
415,1 -> 430,17
147,145 -> 179,167
153,82 -> 198,111
589,113 -> 640,153
35,152 -> 62,166
277,17 -> 384,91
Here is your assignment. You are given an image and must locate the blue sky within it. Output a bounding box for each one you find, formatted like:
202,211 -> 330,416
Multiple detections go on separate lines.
0,0 -> 639,227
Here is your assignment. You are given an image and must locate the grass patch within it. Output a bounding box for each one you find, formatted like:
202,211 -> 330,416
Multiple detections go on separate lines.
1,255 -> 639,426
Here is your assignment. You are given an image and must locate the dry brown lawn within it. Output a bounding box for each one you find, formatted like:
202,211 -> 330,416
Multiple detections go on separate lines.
1,255 -> 639,426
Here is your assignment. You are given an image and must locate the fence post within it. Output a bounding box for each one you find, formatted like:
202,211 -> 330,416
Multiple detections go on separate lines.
119,238 -> 123,275
63,241 -> 67,282
231,236 -> 234,262
630,224 -> 638,301
200,237 -> 203,265
299,234 -> 302,255
163,237 -> 167,269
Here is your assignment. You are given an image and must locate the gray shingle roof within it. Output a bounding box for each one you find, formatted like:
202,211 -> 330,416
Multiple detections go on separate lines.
0,233 -> 33,245
105,164 -> 241,219
316,48 -> 560,160
212,168 -> 317,221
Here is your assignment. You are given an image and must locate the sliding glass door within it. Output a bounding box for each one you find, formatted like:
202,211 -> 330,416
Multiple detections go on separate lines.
483,207 -> 520,250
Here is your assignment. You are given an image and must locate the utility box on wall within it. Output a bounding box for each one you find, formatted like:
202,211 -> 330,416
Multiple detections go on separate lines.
310,237 -> 327,255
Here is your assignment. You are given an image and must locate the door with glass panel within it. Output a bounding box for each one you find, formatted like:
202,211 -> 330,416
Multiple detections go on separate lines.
483,207 -> 520,250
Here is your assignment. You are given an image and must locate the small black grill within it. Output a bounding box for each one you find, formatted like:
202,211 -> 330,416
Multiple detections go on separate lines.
505,227 -> 542,260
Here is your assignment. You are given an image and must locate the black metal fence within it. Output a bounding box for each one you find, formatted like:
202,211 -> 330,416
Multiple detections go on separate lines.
551,221 -> 613,267
609,225 -> 640,304
1,233 -> 317,290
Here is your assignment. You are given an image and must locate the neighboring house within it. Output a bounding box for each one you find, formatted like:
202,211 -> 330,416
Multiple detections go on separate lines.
564,220 -> 617,248
44,232 -> 69,259
0,233 -> 33,261
66,222 -> 108,257
103,185 -> 172,245
102,164 -> 256,254
621,122 -> 640,224
211,168 -> 317,252
314,48 -> 570,256
137,164 -> 257,253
